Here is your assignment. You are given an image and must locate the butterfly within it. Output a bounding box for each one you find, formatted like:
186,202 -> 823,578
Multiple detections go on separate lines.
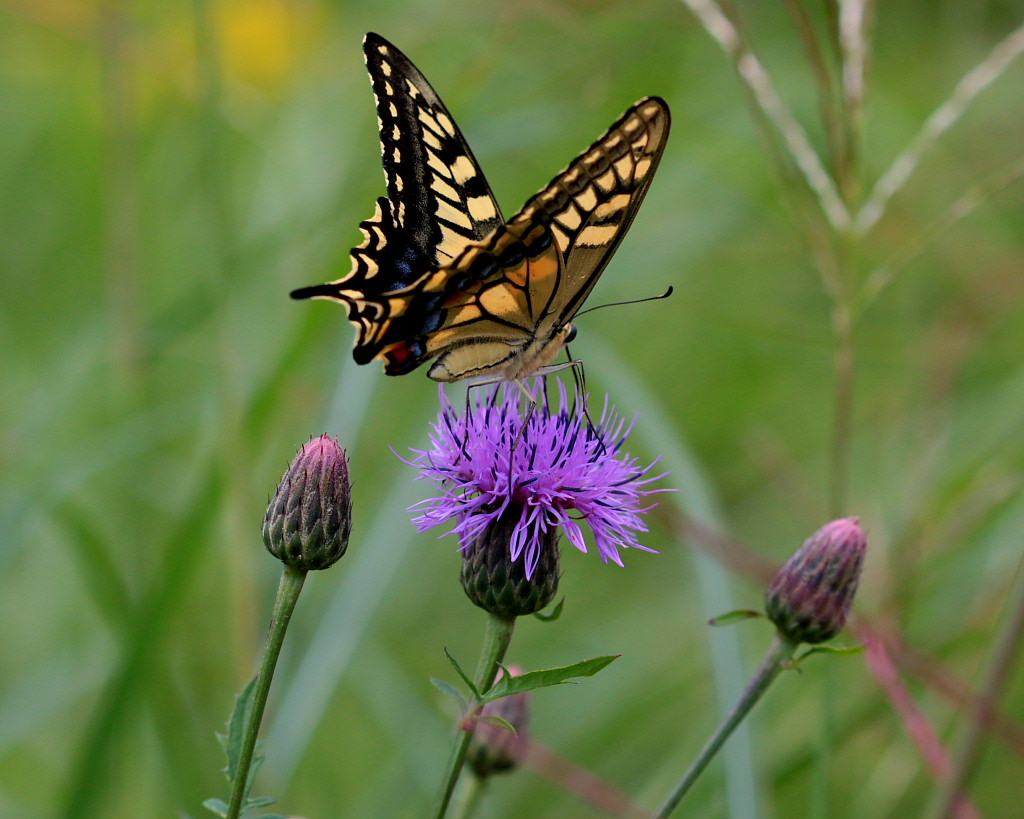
291,33 -> 670,383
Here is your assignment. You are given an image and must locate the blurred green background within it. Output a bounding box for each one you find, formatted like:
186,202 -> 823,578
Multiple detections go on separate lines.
2,0 -> 1024,817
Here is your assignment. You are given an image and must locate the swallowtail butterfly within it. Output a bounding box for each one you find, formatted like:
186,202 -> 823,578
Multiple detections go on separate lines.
291,33 -> 670,382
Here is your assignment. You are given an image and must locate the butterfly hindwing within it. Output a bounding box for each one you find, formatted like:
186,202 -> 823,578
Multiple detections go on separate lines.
374,218 -> 567,378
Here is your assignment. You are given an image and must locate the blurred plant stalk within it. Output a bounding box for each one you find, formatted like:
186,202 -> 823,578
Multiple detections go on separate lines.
657,519 -> 867,818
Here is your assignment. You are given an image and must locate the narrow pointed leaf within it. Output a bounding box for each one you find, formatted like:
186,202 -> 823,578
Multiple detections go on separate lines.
430,676 -> 469,709
473,714 -> 516,734
480,655 -> 619,704
202,797 -> 229,817
444,647 -> 479,698
534,598 -> 565,622
220,677 -> 258,780
794,643 -> 865,666
707,609 -> 762,627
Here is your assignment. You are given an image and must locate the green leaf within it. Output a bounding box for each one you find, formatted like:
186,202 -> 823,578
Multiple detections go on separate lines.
444,647 -> 479,698
207,679 -> 280,816
473,714 -> 515,733
218,677 -> 258,781
479,655 -> 619,704
707,609 -> 763,626
430,676 -> 468,709
533,598 -> 565,622
202,797 -> 228,817
794,643 -> 864,666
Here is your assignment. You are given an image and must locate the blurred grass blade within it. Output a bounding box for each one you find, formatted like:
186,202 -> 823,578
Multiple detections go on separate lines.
680,0 -> 851,231
59,463 -> 223,819
588,338 -> 760,819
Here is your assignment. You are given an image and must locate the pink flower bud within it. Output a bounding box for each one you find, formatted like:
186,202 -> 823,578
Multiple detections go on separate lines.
263,435 -> 352,571
765,518 -> 867,644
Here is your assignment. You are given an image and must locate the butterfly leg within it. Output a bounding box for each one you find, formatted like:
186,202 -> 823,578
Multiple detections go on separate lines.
462,377 -> 515,454
538,357 -> 608,455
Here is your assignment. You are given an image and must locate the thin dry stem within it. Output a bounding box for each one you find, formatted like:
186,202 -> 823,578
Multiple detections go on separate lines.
935,557 -> 1024,819
856,153 -> 1024,315
857,21 -> 1024,232
680,0 -> 852,230
861,632 -> 952,779
837,0 -> 871,203
860,629 -> 980,819
829,297 -> 855,518
783,0 -> 841,167
838,0 -> 868,119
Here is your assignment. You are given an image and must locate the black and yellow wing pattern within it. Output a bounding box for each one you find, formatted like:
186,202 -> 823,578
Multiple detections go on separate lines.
291,33 -> 670,382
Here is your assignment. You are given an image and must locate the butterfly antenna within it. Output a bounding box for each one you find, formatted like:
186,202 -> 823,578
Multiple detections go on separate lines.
571,285 -> 673,321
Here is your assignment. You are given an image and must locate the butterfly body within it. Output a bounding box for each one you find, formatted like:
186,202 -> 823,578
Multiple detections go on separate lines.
291,33 -> 670,383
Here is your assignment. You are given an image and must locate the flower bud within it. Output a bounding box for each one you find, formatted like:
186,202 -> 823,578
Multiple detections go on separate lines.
468,666 -> 529,777
765,517 -> 866,644
460,508 -> 559,619
263,435 -> 352,571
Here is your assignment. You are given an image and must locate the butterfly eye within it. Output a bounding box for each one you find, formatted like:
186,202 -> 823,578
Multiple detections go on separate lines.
565,325 -> 578,344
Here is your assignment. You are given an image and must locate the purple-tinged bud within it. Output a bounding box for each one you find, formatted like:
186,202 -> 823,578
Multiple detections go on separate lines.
460,508 -> 560,620
263,435 -> 352,571
468,666 -> 530,777
765,517 -> 867,644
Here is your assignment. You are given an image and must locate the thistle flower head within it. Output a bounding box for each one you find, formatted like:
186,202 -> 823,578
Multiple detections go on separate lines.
765,517 -> 867,644
405,381 -> 665,581
263,434 -> 352,571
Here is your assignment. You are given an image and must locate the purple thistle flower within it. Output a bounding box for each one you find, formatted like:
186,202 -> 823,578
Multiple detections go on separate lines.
404,380 -> 666,580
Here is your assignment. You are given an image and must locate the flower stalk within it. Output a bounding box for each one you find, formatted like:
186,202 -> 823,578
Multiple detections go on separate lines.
226,564 -> 306,819
433,613 -> 516,819
656,634 -> 799,819
658,518 -> 867,817
217,434 -> 352,819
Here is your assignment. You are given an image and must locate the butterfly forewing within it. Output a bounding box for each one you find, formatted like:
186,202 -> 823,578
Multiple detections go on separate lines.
515,97 -> 670,328
290,33 -> 503,361
363,33 -> 503,268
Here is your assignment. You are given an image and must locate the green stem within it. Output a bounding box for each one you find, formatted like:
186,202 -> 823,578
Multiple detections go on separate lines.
656,634 -> 799,819
432,613 -> 516,819
226,565 -> 307,819
450,771 -> 487,819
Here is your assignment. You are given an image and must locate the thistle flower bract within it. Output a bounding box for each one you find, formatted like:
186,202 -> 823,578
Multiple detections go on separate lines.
406,381 -> 664,581
263,434 -> 352,571
765,517 -> 867,644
